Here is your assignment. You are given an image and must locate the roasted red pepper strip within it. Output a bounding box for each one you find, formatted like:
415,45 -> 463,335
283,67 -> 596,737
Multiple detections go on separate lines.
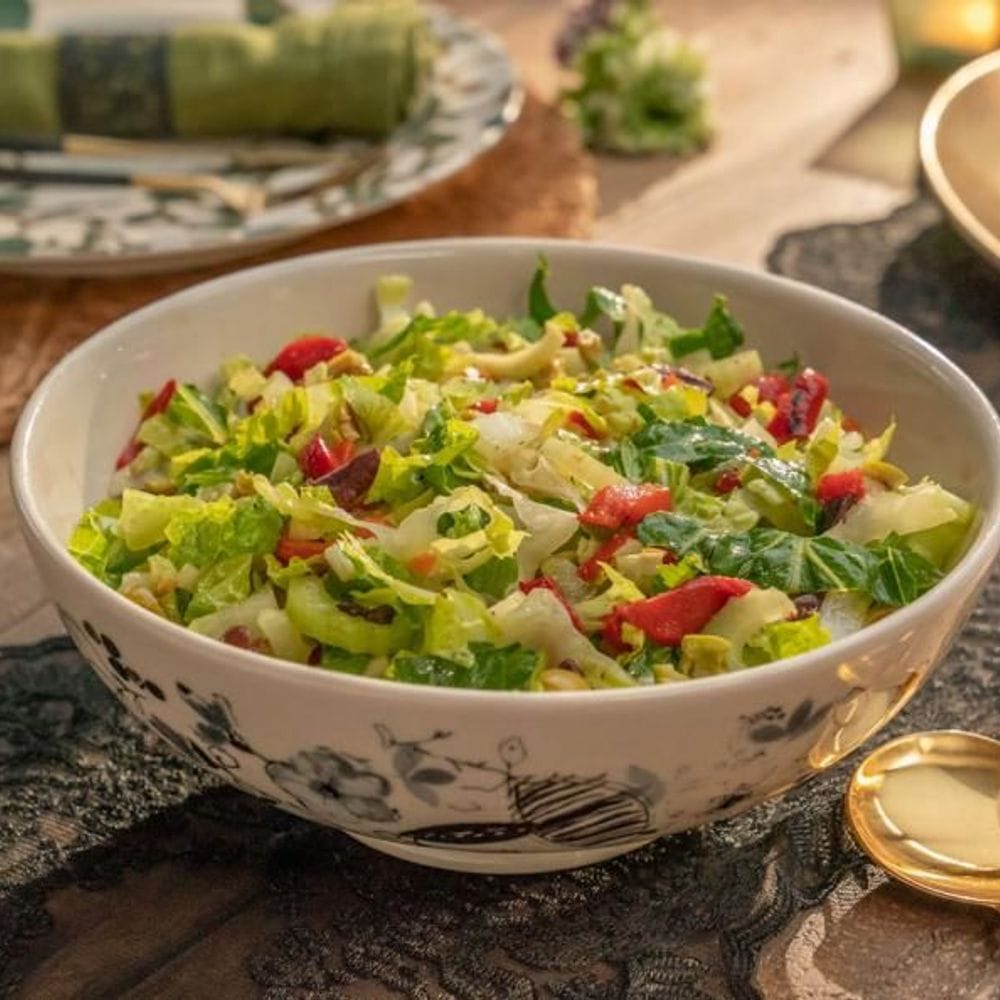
275,535 -> 329,564
264,336 -> 348,382
728,372 -> 790,418
299,435 -> 356,481
578,530 -> 634,582
816,468 -> 866,506
715,468 -> 742,494
408,550 -> 438,576
519,576 -> 586,632
579,484 -> 673,532
767,368 -> 829,443
604,575 -> 754,649
566,410 -> 603,440
114,378 -> 177,470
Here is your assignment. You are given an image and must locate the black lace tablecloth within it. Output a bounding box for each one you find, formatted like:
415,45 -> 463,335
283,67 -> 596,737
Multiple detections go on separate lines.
1,198 -> 998,1000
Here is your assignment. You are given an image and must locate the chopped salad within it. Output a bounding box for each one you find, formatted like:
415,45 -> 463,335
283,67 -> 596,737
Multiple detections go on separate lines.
69,262 -> 975,691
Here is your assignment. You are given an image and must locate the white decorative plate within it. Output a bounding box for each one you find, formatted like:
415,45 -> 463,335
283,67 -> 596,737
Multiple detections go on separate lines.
0,7 -> 521,277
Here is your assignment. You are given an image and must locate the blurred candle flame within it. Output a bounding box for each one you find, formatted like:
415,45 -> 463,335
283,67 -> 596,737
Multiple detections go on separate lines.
917,0 -> 998,53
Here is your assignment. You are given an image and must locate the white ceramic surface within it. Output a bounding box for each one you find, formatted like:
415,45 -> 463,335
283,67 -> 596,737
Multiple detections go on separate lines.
11,239 -> 1000,874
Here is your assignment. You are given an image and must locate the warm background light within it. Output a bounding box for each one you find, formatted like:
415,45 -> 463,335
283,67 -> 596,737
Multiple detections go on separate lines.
891,0 -> 1000,68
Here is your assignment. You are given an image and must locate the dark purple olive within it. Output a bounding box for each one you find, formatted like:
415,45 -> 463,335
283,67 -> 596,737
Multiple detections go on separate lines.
674,367 -> 715,392
337,602 -> 395,625
819,494 -> 860,533
792,593 -> 821,620
652,364 -> 714,393
314,448 -> 380,508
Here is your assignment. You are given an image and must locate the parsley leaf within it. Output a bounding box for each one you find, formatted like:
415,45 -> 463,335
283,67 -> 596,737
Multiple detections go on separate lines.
579,285 -> 627,328
701,295 -> 746,359
528,256 -> 558,325
669,295 -> 745,360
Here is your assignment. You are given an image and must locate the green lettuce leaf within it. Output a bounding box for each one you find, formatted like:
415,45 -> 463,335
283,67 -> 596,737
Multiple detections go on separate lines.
390,641 -> 539,690
172,440 -> 283,492
368,310 -> 499,379
741,456 -> 820,535
670,295 -> 745,360
624,416 -> 774,473
119,490 -> 201,550
164,496 -> 283,569
579,284 -> 627,329
165,383 -> 229,446
184,554 -> 253,622
334,535 -> 438,606
69,498 -> 157,586
340,377 -> 410,446
320,646 -> 372,674
574,564 -> 645,630
638,512 -> 942,605
252,477 -> 376,539
285,575 -> 415,655
528,256 -> 558,325
867,534 -> 943,607
743,614 -> 832,666
678,634 -> 732,676
423,590 -> 499,657
703,529 -> 875,595
463,556 -> 519,599
230,386 -> 308,448
384,486 -> 524,581
366,408 -> 482,508
702,587 -> 796,668
827,480 -> 972,546
372,273 -> 414,344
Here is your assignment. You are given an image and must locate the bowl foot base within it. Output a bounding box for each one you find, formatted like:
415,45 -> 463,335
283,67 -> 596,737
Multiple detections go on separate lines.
347,833 -> 655,874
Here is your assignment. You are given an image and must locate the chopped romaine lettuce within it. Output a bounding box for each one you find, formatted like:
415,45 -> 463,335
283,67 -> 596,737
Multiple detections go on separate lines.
743,614 -> 831,666
69,263 -> 975,691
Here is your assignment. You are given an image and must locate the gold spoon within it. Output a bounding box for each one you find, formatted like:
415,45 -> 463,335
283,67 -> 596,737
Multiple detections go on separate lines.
846,730 -> 1000,909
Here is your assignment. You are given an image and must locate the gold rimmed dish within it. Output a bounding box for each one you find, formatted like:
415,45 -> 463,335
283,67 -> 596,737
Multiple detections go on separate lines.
920,49 -> 1000,271
847,729 -> 1000,909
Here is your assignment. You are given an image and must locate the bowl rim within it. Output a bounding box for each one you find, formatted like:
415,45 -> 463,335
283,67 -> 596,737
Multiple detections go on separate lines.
12,236 -> 1000,705
920,49 -> 1000,272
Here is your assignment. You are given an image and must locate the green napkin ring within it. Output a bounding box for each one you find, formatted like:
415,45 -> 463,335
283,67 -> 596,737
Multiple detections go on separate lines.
0,0 -> 432,140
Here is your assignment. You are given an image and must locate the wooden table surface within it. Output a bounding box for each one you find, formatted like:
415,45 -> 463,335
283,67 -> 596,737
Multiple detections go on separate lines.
8,3 -> 993,998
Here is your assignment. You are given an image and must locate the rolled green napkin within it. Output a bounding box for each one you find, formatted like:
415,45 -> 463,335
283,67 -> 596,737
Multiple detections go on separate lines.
0,0 -> 432,140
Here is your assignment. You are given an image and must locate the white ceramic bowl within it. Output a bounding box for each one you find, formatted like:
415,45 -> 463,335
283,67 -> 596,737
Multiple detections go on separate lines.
12,239 -> 1000,874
